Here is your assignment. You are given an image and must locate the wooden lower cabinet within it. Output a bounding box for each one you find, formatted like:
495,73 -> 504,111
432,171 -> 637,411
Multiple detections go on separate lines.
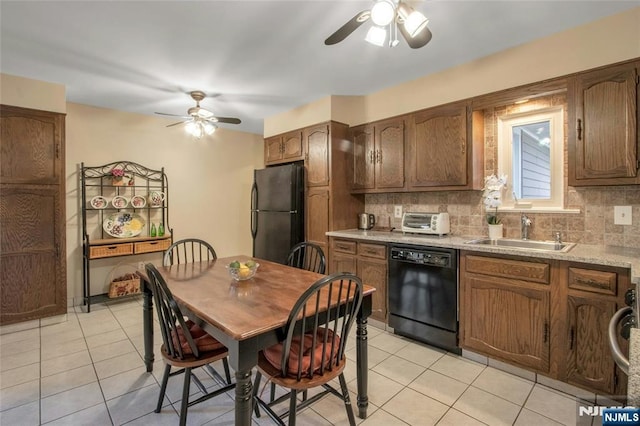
565,294 -> 617,394
460,251 -> 630,396
463,276 -> 550,372
329,238 -> 387,322
357,257 -> 387,322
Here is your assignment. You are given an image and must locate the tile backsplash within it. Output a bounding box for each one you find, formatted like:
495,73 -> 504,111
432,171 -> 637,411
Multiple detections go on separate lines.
365,188 -> 640,248
364,94 -> 640,249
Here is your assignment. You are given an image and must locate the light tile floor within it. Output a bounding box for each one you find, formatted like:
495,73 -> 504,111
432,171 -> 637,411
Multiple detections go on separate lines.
0,298 -> 608,425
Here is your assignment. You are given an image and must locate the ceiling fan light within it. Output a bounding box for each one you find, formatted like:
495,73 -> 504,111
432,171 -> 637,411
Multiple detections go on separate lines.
204,122 -> 217,135
370,0 -> 395,26
185,120 -> 197,133
365,26 -> 387,47
397,3 -> 429,37
192,123 -> 204,139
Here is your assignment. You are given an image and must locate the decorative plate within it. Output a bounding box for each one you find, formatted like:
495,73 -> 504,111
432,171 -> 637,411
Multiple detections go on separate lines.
90,195 -> 108,209
103,212 -> 145,238
130,195 -> 146,208
112,196 -> 129,209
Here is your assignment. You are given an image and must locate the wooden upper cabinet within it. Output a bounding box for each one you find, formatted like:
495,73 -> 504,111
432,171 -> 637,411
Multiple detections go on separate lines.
375,118 -> 405,189
351,124 -> 375,190
304,124 -> 330,187
407,102 -> 483,190
568,62 -> 640,185
264,136 -> 283,164
350,118 -> 405,192
264,130 -> 304,165
0,105 -> 64,185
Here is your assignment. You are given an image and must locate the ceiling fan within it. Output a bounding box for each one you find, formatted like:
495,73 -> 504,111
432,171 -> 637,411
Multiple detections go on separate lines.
155,91 -> 241,138
325,0 -> 432,49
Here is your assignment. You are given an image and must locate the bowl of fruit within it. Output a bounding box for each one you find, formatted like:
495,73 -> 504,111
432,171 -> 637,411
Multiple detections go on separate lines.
226,260 -> 259,281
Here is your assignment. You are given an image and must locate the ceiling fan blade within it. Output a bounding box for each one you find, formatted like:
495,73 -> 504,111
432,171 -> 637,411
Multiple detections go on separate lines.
325,10 -> 370,45
155,112 -> 189,118
210,117 -> 241,125
398,24 -> 433,49
166,121 -> 185,128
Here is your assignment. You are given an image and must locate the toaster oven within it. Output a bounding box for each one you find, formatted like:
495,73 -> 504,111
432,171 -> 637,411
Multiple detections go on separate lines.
401,212 -> 450,236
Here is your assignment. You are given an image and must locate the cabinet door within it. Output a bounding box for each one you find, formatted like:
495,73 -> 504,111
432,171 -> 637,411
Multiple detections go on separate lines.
305,125 -> 330,187
374,118 -> 405,189
462,276 -> 550,372
351,124 -> 375,190
305,188 -> 329,256
565,294 -> 617,394
358,257 -> 387,322
409,104 -> 468,188
569,63 -> 639,185
264,136 -> 282,164
1,185 -> 66,324
282,130 -> 304,162
0,106 -> 64,185
330,252 -> 357,275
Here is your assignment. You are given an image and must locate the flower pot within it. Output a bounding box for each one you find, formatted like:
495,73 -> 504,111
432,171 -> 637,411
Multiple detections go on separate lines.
488,224 -> 503,240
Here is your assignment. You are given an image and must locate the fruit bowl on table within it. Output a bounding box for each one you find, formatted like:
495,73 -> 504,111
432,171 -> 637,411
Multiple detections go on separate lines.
226,261 -> 259,281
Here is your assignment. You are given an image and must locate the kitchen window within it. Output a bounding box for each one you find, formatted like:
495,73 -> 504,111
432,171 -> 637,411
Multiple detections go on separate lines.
497,107 -> 564,210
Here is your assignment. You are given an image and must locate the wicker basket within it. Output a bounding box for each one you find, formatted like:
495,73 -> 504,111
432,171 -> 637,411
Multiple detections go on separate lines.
107,263 -> 141,298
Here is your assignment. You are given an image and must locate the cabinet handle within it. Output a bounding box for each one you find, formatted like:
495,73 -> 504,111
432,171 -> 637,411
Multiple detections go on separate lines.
461,141 -> 466,155
544,322 -> 549,343
376,150 -> 382,164
369,150 -> 374,163
569,327 -> 575,350
280,142 -> 284,154
577,119 -> 582,141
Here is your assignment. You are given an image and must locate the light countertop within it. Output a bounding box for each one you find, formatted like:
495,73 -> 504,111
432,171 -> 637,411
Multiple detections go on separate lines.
326,229 -> 640,284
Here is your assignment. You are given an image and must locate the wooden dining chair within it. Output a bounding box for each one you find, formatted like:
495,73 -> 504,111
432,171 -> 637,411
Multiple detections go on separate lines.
252,272 -> 363,426
163,238 -> 217,266
145,264 -> 235,426
286,241 -> 326,274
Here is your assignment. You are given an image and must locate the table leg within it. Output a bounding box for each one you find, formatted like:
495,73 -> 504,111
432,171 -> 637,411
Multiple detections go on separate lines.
356,315 -> 369,419
235,369 -> 253,426
142,280 -> 154,372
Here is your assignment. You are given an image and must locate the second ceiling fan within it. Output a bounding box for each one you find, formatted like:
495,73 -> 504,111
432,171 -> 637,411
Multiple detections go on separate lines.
325,0 -> 432,49
155,91 -> 241,138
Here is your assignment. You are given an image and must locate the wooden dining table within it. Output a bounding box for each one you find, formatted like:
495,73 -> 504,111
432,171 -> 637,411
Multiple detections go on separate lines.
139,255 -> 375,426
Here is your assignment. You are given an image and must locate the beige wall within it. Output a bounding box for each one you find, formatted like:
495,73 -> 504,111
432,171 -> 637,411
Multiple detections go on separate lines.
0,73 -> 66,113
265,7 -> 640,133
65,103 -> 264,301
1,73 -> 266,304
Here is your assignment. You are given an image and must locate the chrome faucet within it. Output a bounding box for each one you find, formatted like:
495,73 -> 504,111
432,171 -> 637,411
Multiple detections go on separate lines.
521,214 -> 532,240
554,232 -> 562,249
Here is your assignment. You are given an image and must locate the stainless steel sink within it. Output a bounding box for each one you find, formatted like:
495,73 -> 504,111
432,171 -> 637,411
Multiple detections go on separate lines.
465,238 -> 575,252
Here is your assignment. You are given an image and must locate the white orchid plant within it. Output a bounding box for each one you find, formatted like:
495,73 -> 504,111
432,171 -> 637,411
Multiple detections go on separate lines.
482,174 -> 508,224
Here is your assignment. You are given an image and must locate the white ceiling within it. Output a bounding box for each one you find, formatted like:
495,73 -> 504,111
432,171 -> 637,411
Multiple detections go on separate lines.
1,1 -> 638,135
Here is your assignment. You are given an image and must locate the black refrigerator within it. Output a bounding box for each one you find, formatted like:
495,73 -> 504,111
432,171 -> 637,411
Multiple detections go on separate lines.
251,162 -> 304,264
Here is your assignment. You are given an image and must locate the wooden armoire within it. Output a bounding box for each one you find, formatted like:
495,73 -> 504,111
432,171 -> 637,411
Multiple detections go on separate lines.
0,105 -> 67,325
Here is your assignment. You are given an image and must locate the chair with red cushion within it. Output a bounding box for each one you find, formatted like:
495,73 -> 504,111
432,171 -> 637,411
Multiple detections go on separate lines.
145,263 -> 235,426
252,272 -> 363,425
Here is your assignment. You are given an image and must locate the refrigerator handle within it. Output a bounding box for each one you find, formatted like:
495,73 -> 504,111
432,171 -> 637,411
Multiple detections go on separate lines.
251,182 -> 258,239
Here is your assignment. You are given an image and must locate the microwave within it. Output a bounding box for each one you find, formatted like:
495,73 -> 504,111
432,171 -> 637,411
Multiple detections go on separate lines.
401,212 -> 450,236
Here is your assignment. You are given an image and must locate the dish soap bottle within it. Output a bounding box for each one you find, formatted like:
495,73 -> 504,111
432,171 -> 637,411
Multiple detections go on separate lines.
158,222 -> 165,237
150,223 -> 157,237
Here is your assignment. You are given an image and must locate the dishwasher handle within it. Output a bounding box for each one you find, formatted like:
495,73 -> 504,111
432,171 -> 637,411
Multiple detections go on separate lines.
608,306 -> 633,376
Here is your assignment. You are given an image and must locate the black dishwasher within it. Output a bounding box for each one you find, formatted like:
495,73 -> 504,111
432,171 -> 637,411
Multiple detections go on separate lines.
388,245 -> 460,354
